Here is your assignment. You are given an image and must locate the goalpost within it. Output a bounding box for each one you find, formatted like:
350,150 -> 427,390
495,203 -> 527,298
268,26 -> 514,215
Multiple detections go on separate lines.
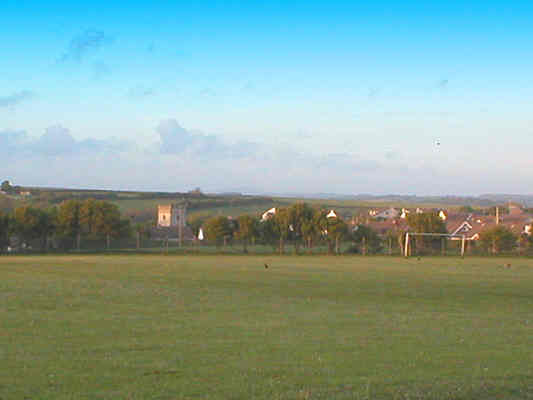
404,232 -> 467,258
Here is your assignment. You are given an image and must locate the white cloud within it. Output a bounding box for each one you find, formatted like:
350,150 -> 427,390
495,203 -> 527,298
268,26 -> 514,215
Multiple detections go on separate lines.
59,29 -> 113,62
0,125 -> 130,158
3,120 -> 526,195
0,91 -> 34,108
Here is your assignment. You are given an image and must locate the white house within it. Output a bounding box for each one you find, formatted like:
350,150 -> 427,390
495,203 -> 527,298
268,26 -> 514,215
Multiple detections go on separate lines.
261,207 -> 277,221
400,208 -> 410,219
326,210 -> 337,218
372,207 -> 399,220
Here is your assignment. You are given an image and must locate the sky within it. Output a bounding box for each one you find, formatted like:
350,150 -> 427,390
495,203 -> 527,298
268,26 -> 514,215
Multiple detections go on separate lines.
1,0 -> 533,195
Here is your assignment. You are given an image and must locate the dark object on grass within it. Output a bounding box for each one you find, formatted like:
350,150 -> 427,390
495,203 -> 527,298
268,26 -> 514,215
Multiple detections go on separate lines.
264,263 -> 269,269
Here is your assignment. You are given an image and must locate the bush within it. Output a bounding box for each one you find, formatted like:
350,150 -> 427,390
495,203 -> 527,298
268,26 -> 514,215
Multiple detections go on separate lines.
479,226 -> 517,254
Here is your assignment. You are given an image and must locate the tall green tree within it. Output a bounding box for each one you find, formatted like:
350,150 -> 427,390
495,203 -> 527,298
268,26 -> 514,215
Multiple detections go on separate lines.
384,228 -> 402,255
301,217 -> 318,250
235,215 -> 259,253
80,198 -> 98,237
0,212 -> 10,252
258,218 -> 278,250
187,215 -> 208,238
57,200 -> 82,249
480,226 -> 517,254
92,201 -> 124,249
273,207 -> 291,254
1,180 -> 12,193
204,216 -> 232,247
12,206 -> 55,251
314,210 -> 347,254
286,203 -> 315,253
352,225 -> 382,255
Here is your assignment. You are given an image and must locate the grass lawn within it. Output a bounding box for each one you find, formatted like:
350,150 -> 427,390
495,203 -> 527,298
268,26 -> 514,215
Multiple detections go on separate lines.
1,255 -> 533,399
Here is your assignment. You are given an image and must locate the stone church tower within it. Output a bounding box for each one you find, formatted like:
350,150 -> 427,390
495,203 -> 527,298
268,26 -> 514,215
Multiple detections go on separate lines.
157,204 -> 186,228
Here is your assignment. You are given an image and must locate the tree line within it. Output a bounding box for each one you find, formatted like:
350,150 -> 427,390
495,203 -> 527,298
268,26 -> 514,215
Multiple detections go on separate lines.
1,199 -> 530,255
0,199 -> 131,252
194,204 -> 434,255
198,203 -> 352,254
196,203 -> 532,255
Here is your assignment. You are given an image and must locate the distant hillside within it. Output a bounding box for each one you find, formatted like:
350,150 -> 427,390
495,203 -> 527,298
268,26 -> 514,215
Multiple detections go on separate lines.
6,184 -> 527,223
267,193 -> 498,207
479,194 -> 533,207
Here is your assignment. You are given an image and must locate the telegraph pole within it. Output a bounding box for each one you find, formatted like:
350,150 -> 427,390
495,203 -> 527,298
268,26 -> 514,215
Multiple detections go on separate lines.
178,204 -> 186,248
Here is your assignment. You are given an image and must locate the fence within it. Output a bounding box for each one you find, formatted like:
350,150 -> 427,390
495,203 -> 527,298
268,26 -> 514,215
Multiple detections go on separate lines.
3,234 -> 533,256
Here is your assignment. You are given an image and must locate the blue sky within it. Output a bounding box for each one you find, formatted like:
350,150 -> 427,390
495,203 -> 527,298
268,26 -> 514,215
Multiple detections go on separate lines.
1,1 -> 533,194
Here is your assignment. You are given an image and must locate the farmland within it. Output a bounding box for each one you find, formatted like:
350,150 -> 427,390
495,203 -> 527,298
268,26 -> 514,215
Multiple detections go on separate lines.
3,185 -> 493,222
2,255 -> 533,399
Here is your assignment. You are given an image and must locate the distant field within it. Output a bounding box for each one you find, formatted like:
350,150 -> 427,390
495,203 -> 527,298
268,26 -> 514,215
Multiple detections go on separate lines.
2,256 -> 533,399
3,185 -> 479,219
112,196 -> 466,220
112,198 -> 290,218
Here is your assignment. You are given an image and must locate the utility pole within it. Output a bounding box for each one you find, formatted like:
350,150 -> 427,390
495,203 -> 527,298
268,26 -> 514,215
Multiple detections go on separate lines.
496,206 -> 500,225
178,204 -> 186,248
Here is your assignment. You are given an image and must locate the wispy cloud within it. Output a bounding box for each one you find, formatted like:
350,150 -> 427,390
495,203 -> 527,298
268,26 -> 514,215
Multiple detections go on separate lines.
0,129 -> 29,150
241,81 -> 255,92
128,85 -> 156,99
0,120 -> 413,194
92,61 -> 112,80
368,87 -> 380,99
157,119 -> 230,158
59,29 -> 113,62
437,79 -> 449,89
0,125 -> 130,157
199,88 -> 216,97
0,91 -> 34,108
157,120 -> 261,160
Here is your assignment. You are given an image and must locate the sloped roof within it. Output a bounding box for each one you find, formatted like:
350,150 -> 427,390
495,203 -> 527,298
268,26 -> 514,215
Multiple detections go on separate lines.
447,213 -> 532,240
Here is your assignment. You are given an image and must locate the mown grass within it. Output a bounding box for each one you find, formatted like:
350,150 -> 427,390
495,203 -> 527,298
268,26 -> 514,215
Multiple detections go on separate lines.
1,256 -> 533,399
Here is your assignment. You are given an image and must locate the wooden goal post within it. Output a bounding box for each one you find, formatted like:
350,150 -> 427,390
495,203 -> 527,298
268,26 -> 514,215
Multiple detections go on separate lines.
404,232 -> 467,258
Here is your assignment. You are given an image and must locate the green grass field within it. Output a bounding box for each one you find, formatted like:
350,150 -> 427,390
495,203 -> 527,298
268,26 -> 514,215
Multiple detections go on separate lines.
2,256 -> 533,399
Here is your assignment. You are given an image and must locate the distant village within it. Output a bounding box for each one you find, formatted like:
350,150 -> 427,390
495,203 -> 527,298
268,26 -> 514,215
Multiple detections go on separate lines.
2,177 -> 533,254
156,201 -> 533,245
355,203 -> 533,242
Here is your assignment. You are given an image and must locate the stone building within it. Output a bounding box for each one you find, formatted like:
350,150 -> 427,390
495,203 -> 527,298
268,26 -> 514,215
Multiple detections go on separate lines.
157,204 -> 186,228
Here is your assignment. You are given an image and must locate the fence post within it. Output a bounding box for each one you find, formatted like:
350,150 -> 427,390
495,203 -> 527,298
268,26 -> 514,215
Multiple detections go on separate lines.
404,233 -> 410,258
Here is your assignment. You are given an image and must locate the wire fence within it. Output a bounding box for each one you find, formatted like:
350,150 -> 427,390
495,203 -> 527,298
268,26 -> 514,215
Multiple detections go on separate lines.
4,235 -> 533,257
